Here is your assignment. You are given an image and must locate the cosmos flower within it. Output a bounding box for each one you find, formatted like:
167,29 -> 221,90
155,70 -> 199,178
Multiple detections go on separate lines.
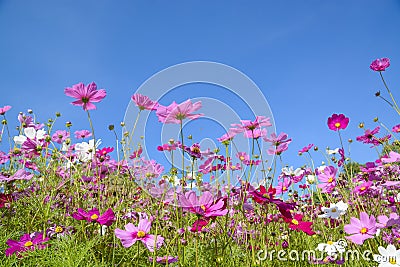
283,213 -> 315,236
373,244 -> 400,267
148,256 -> 178,265
178,190 -> 227,218
317,166 -> 337,193
0,169 -> 34,182
318,201 -> 348,219
74,130 -> 92,139
316,239 -> 347,257
370,58 -> 390,72
131,93 -> 158,111
115,217 -> 164,252
299,144 -> 313,154
64,82 -> 106,111
0,105 -> 11,115
344,212 -> 377,245
72,208 -> 115,226
327,114 -> 349,131
51,130 -> 70,144
5,232 -> 49,257
156,99 -> 203,124
230,116 -> 272,134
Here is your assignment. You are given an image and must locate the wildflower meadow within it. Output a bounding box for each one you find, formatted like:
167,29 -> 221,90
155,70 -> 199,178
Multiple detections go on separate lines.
1,58 -> 400,267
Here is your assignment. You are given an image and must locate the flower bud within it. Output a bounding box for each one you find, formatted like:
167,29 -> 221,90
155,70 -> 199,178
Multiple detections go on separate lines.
108,124 -> 114,131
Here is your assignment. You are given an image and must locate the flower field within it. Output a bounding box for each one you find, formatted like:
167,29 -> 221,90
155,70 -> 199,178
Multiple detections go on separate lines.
0,58 -> 400,266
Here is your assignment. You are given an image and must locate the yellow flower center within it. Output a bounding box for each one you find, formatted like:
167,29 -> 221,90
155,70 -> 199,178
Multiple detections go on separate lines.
282,186 -> 287,191
291,219 -> 299,225
230,165 -> 236,170
327,241 -> 333,245
331,208 -> 337,213
137,231 -> 146,238
239,156 -> 245,161
24,241 -> 33,247
360,227 -> 367,234
90,214 -> 99,220
360,186 -> 366,191
200,205 -> 206,211
328,177 -> 333,183
335,122 -> 341,128
389,256 -> 397,264
191,147 -> 200,154
55,226 -> 63,233
263,193 -> 270,199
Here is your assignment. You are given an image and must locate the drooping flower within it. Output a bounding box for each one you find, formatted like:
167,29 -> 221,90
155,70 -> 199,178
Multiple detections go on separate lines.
370,58 -> 390,72
373,244 -> 400,267
131,93 -> 158,111
72,208 -> 115,226
178,191 -> 227,218
0,169 -> 34,182
284,213 -> 316,235
0,105 -> 11,115
299,144 -> 313,154
156,99 -> 203,124
356,126 -> 381,146
327,114 -> 349,131
217,130 -> 237,143
392,124 -> 400,133
115,217 -> 164,252
344,212 -> 377,245
318,201 -> 348,219
64,82 -> 106,111
5,232 -> 49,257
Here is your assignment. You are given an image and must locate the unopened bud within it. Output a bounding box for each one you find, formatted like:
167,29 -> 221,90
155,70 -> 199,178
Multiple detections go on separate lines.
108,124 -> 114,131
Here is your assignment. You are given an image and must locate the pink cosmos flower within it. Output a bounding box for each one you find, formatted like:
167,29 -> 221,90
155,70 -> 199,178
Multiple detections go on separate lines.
267,142 -> 290,155
115,217 -> 164,252
377,213 -> 400,229
149,256 -> 178,265
131,93 -> 158,111
317,166 -> 337,193
51,130 -> 70,144
381,151 -> 400,163
178,190 -> 227,218
0,105 -> 11,115
72,208 -> 115,226
64,82 -> 106,111
327,114 -> 349,131
370,58 -> 390,72
244,128 -> 267,139
356,126 -> 380,146
283,214 -> 315,236
5,232 -> 49,257
0,169 -> 34,182
263,132 -> 292,146
352,181 -> 372,195
392,124 -> 400,133
299,144 -> 313,154
344,212 -> 377,245
217,130 -> 237,142
156,99 -> 203,124
74,130 -> 92,139
276,178 -> 291,195
230,116 -> 272,134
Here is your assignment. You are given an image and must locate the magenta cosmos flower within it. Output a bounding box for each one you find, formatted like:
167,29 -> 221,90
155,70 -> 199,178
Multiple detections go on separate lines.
72,208 -> 115,226
317,166 -> 337,193
0,105 -> 11,115
344,212 -> 377,245
283,213 -> 315,236
178,190 -> 228,218
115,217 -> 164,252
370,58 -> 390,72
131,93 -> 158,111
156,99 -> 203,124
5,232 -> 49,257
327,114 -> 349,131
64,82 -> 106,111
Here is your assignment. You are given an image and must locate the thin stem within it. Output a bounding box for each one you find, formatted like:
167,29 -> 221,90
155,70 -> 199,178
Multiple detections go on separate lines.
380,72 -> 400,115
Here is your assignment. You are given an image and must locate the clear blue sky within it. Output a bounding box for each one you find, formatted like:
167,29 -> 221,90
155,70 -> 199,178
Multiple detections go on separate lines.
1,1 -> 399,171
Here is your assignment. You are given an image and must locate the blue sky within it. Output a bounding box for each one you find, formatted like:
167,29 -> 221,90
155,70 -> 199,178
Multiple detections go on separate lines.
1,1 -> 400,173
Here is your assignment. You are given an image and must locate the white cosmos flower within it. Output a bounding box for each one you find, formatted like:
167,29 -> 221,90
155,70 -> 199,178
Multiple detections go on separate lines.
14,127 -> 46,145
316,239 -> 346,256
75,139 -> 101,162
282,166 -> 303,176
306,175 -> 316,184
327,148 -> 340,155
318,201 -> 348,219
373,244 -> 400,267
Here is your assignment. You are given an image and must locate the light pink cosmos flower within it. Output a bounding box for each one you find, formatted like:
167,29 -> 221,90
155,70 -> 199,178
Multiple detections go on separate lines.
178,190 -> 227,218
317,166 -> 337,193
0,105 -> 11,115
74,130 -> 92,139
276,178 -> 291,195
156,99 -> 203,124
0,169 -> 34,182
64,82 -> 106,111
327,114 -> 349,131
131,93 -> 158,111
263,132 -> 292,146
230,116 -> 272,134
344,212 -> 377,245
217,130 -> 237,142
370,58 -> 390,72
115,217 -> 164,252
381,151 -> 400,163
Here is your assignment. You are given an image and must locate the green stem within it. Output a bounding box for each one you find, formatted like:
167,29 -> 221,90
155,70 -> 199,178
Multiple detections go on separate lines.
380,72 -> 400,115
